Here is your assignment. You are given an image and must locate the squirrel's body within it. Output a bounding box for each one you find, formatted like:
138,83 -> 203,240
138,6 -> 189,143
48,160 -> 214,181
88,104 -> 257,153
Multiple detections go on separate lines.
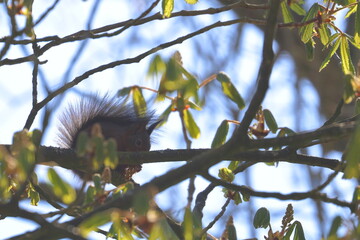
57,95 -> 158,183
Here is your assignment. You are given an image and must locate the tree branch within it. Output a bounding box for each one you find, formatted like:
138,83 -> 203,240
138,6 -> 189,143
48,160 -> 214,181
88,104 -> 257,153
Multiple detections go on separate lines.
201,173 -> 353,209
228,0 -> 280,148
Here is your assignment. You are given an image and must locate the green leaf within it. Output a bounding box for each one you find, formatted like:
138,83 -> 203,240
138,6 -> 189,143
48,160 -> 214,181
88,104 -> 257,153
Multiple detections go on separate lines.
183,208 -> 193,240
299,3 -> 320,43
92,173 -> 103,192
47,168 -> 76,204
216,72 -> 245,110
263,109 -> 278,133
355,4 -> 360,46
304,40 -> 314,61
211,120 -> 229,148
241,191 -> 250,202
340,35 -> 355,74
343,74 -> 355,104
319,34 -> 341,72
104,139 -> 118,169
27,182 -> 40,206
31,129 -> 42,147
79,210 -> 112,237
327,216 -> 342,237
253,207 -> 270,229
228,161 -> 239,171
284,221 -> 306,240
187,100 -> 201,111
159,104 -> 174,125
93,137 -> 105,170
293,221 -> 306,240
149,218 -> 179,240
184,0 -> 198,4
147,54 -> 166,77
181,72 -> 199,101
290,2 -> 306,16
281,1 -> 294,23
345,5 -> 357,19
183,109 -> 200,139
84,185 -> 96,207
284,222 -> 295,240
344,123 -> 360,178
218,167 -> 235,183
226,217 -> 237,240
117,87 -> 132,97
233,192 -> 242,205
162,0 -> 174,18
318,24 -> 330,45
23,0 -> 35,38
132,87 -> 147,116
133,190 -> 151,215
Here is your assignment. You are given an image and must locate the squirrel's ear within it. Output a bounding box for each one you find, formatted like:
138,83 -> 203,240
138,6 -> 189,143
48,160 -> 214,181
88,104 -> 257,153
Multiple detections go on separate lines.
147,120 -> 161,134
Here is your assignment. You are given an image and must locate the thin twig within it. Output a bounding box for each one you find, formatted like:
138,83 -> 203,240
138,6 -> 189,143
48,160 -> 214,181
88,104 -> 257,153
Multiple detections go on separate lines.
201,198 -> 231,234
21,17 -> 265,129
201,173 -> 352,209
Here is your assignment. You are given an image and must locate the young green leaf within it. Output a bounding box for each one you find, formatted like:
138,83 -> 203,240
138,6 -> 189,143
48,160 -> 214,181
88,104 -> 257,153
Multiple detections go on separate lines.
319,34 -> 341,72
93,137 -> 105,170
27,182 -> 40,206
218,167 -> 235,183
228,161 -> 239,171
84,185 -> 96,207
211,120 -> 229,148
226,217 -> 237,240
343,74 -> 355,104
327,216 -> 342,238
47,168 -> 76,204
147,54 -> 166,77
263,109 -> 278,133
183,109 -> 200,139
344,123 -> 360,178
23,0 -> 35,38
293,221 -> 306,240
104,139 -> 118,169
340,35 -> 355,74
184,0 -> 198,4
216,72 -> 245,110
159,103 -> 174,126
187,100 -> 201,111
304,40 -> 314,61
132,87 -> 147,116
233,192 -> 242,205
133,189 -> 151,215
162,0 -> 174,18
290,2 -> 306,16
355,3 -> 360,46
299,3 -> 320,43
183,208 -> 194,240
253,207 -> 270,229
281,1 -> 294,23
345,5 -> 357,18
118,87 -> 132,97
79,210 -> 112,237
318,24 -> 330,45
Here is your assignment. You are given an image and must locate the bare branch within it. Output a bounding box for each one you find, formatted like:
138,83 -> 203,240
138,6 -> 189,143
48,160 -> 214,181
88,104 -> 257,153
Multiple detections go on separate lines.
201,173 -> 353,209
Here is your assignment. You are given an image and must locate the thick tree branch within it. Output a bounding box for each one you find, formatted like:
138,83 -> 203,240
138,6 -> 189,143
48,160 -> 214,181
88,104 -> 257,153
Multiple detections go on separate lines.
25,119 -> 353,173
228,0 -> 280,149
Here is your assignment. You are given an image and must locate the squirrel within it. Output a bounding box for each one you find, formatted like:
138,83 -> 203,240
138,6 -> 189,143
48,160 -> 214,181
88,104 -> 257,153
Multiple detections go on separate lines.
57,94 -> 159,184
